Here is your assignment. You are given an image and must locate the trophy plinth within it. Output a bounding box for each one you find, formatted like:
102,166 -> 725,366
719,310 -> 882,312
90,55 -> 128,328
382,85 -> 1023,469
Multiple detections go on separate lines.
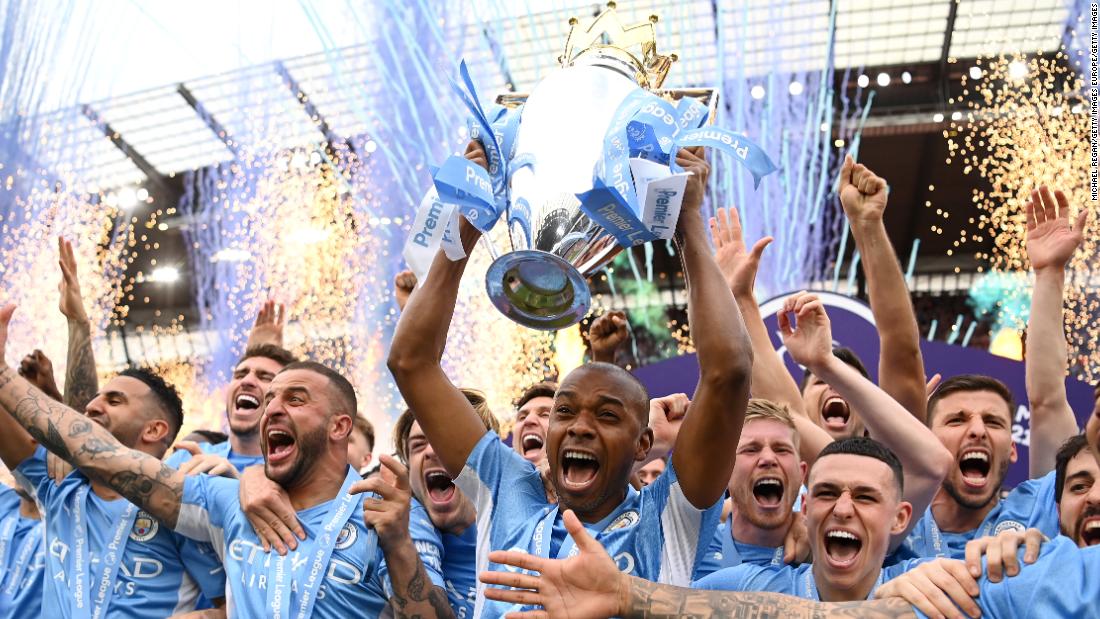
486,250 -> 590,330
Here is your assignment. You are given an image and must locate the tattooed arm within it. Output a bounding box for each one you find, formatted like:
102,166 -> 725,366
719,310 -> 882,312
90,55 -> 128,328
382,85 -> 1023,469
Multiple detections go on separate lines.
0,305 -> 184,526
58,237 -> 99,411
623,578 -> 916,619
482,509 -> 917,619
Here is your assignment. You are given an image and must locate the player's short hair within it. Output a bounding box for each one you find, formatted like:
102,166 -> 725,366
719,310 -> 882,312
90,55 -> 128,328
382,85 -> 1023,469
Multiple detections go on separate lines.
515,381 -> 557,411
352,415 -> 376,452
237,344 -> 298,369
1055,434 -> 1091,503
280,361 -> 357,421
744,398 -> 800,448
120,367 -> 184,445
815,436 -> 904,495
927,374 -> 1015,426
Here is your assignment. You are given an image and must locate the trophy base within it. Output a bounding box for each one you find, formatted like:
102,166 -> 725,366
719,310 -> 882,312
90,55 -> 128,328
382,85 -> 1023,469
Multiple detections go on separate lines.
485,250 -> 591,331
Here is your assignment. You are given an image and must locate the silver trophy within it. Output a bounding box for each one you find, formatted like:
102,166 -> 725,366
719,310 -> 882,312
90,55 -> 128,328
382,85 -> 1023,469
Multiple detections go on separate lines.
483,3 -> 717,330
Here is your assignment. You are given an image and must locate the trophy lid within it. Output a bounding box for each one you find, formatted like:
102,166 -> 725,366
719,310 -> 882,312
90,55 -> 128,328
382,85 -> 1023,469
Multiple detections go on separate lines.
558,2 -> 677,90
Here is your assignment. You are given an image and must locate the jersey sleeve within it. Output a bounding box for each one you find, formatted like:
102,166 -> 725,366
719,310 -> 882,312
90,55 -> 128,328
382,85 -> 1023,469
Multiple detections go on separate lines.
974,538 -> 1100,617
175,534 -> 227,600
163,447 -> 193,469
690,524 -> 727,580
638,461 -> 722,586
690,563 -> 762,591
453,430 -> 545,524
376,499 -> 446,598
174,473 -> 239,547
12,446 -> 54,506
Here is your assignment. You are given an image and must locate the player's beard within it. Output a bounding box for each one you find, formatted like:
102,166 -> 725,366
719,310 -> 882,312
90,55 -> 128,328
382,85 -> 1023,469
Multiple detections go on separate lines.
942,454 -> 1010,511
228,413 -> 262,441
267,423 -> 328,489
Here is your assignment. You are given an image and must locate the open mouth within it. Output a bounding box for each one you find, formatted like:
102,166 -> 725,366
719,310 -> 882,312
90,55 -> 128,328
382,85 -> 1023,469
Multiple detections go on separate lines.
958,449 -> 991,488
823,529 -> 863,567
235,393 -> 261,413
752,477 -> 784,508
424,470 -> 456,504
266,429 -> 296,463
561,450 -> 600,490
521,433 -> 545,457
821,397 -> 850,429
1080,517 -> 1100,546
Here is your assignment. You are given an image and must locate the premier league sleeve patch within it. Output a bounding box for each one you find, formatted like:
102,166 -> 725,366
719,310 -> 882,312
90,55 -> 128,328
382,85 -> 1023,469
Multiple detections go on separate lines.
334,521 -> 358,550
130,511 -> 160,542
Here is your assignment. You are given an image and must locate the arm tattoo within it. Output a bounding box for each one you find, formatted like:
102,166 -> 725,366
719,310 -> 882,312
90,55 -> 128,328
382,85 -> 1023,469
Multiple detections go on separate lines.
625,577 -> 916,619
0,366 -> 183,526
64,320 -> 99,412
387,547 -> 455,619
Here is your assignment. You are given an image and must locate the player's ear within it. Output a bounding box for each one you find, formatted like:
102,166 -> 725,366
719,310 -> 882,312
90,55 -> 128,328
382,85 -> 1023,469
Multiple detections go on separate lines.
636,427 -> 654,463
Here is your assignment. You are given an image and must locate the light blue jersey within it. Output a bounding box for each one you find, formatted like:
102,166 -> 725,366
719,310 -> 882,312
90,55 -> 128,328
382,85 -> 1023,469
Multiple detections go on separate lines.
692,558 -> 930,599
176,467 -> 388,618
14,446 -> 225,618
692,520 -> 785,579
376,498 -> 446,599
912,536 -> 1100,618
0,486 -> 45,617
441,524 -> 478,619
456,431 -> 721,618
165,440 -> 264,474
899,470 -> 1059,560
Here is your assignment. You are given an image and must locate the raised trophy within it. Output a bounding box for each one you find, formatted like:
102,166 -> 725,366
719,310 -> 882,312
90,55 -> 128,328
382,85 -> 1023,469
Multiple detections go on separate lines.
405,2 -> 776,330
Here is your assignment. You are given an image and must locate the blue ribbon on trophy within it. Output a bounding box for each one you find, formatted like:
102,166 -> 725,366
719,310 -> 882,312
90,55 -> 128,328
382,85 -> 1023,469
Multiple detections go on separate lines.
402,0 -> 783,331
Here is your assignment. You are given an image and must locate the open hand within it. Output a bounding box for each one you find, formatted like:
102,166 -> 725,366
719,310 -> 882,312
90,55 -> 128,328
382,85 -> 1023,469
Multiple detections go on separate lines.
247,300 -> 285,349
239,464 -> 306,555
58,237 -> 88,322
1024,185 -> 1087,272
480,509 -> 626,619
710,206 -> 773,298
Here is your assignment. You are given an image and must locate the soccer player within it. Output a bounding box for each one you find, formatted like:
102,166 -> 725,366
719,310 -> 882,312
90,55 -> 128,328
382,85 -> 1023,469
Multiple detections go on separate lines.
693,437 -> 928,601
388,145 -> 752,617
635,457 -> 665,487
0,301 -> 396,617
511,381 -> 555,468
0,359 -> 226,617
692,400 -> 807,578
391,389 -> 502,618
166,342 -> 298,474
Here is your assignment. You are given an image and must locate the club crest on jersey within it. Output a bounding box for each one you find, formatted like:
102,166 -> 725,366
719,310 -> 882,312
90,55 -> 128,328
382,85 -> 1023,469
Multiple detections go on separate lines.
993,520 -> 1025,536
604,510 -> 640,533
334,521 -> 357,550
130,511 -> 159,542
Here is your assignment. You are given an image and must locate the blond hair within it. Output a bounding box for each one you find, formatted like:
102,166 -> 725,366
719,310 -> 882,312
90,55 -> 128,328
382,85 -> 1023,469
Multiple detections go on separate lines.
744,398 -> 799,447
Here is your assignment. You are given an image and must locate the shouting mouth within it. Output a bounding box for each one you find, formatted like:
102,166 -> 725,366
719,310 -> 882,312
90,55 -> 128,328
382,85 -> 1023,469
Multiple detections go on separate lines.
958,449 -> 992,489
821,397 -> 850,430
266,429 -> 297,464
424,469 -> 457,505
823,528 -> 863,568
752,476 -> 785,509
235,393 -> 261,414
521,433 -> 545,458
1080,516 -> 1100,547
560,449 -> 601,491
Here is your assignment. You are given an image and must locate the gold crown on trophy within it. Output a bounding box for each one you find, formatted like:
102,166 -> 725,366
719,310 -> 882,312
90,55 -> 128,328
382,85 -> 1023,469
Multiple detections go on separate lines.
558,1 -> 677,90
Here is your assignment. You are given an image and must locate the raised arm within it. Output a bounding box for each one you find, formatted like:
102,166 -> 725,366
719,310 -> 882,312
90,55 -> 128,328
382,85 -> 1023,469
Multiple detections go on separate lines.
0,304 -> 185,525
387,142 -> 493,478
780,292 -> 951,542
58,237 -> 99,411
1024,186 -> 1086,477
711,206 -> 832,467
667,148 -> 753,508
839,157 -> 927,423
588,310 -> 629,365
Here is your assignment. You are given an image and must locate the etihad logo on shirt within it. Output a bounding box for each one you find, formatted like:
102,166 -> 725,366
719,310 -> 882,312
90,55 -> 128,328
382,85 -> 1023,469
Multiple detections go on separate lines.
227,539 -> 370,588
130,512 -> 159,542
